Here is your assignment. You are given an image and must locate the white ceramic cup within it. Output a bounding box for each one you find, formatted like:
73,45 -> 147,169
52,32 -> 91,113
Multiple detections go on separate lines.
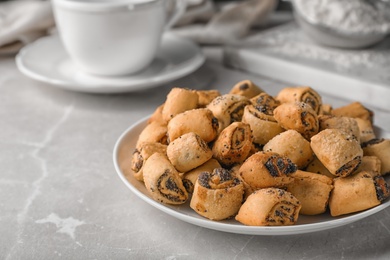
51,0 -> 186,76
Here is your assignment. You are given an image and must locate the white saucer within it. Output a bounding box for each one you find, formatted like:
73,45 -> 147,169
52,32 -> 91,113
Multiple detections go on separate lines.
16,33 -> 205,93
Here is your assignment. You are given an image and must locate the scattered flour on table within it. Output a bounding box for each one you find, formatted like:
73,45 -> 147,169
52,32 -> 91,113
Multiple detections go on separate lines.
36,213 -> 85,240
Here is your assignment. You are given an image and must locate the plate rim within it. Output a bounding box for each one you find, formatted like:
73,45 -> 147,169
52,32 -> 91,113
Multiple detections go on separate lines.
113,115 -> 390,235
15,33 -> 205,94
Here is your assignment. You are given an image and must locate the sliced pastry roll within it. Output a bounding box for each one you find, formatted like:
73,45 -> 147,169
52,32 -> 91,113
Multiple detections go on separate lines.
167,132 -> 213,173
206,94 -> 250,132
147,103 -> 165,124
318,115 -> 360,143
355,118 -> 376,143
131,142 -> 167,181
167,108 -> 218,143
212,122 -> 252,166
286,170 -> 333,215
356,156 -> 382,175
263,129 -> 314,169
162,88 -> 199,122
182,159 -> 221,194
250,92 -> 280,115
196,89 -> 221,107
239,151 -> 297,190
305,156 -> 335,179
143,153 -> 188,204
241,104 -> 284,146
273,102 -> 319,140
136,121 -> 168,149
190,168 -> 244,220
229,80 -> 264,98
362,138 -> 390,176
329,171 -> 389,216
310,129 -> 363,177
275,86 -> 323,115
235,188 -> 301,226
331,101 -> 374,123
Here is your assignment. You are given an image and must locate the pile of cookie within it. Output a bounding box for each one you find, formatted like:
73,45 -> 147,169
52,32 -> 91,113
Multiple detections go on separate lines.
131,80 -> 390,226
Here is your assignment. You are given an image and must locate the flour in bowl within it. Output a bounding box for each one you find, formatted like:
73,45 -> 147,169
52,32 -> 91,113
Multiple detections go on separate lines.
293,0 -> 390,34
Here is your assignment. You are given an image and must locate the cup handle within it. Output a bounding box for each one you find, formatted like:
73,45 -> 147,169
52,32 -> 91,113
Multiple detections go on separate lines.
164,0 -> 187,30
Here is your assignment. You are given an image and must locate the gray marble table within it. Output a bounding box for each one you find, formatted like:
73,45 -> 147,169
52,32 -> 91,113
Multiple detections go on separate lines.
1,42 -> 390,260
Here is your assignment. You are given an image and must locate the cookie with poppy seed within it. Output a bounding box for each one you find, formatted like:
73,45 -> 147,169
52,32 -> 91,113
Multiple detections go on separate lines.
239,151 -> 297,190
329,171 -> 389,216
190,168 -> 244,220
236,188 -> 301,226
143,153 -> 188,205
229,80 -> 264,99
310,129 -> 363,177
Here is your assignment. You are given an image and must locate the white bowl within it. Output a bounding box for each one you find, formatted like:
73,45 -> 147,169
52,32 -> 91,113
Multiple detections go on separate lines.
293,4 -> 389,49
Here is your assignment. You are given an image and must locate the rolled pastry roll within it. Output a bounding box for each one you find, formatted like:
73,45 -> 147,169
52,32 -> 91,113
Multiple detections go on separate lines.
356,156 -> 382,175
310,129 -> 363,177
355,118 -> 376,143
207,94 -> 250,132
286,170 -> 333,215
263,130 -> 314,169
147,103 -> 165,124
167,108 -> 218,143
182,159 -> 221,194
136,121 -> 168,149
331,101 -> 374,124
190,168 -> 244,220
250,92 -> 280,116
233,164 -> 255,200
320,104 -> 333,115
305,157 -> 335,179
196,89 -> 221,107
235,188 -> 301,226
131,142 -> 167,181
229,80 -> 264,98
241,105 -> 284,146
162,88 -> 199,122
143,153 -> 188,204
318,115 -> 360,143
329,171 -> 390,216
276,86 -> 323,115
239,151 -> 297,190
362,138 -> 390,175
212,122 -> 252,166
273,102 -> 319,140
167,132 -> 213,173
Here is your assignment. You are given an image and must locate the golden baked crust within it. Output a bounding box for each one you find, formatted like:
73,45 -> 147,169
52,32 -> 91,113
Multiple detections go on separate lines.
276,86 -> 323,115
274,102 -> 319,140
242,104 -> 284,146
310,129 -> 363,177
329,171 -> 389,216
286,170 -> 333,215
167,132 -> 213,173
190,168 -> 244,220
212,122 -> 252,166
229,80 -> 264,98
143,153 -> 188,205
167,108 -> 218,143
235,188 -> 301,226
162,88 -> 198,122
263,129 -> 314,169
239,151 -> 297,190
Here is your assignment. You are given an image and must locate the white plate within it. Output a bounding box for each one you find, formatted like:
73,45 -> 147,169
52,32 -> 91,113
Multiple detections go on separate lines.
16,33 -> 205,93
113,116 -> 390,235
